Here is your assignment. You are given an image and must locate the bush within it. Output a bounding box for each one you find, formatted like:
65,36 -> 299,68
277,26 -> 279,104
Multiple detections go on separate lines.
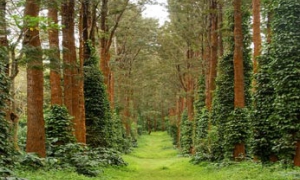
45,105 -> 75,148
192,126 -> 222,163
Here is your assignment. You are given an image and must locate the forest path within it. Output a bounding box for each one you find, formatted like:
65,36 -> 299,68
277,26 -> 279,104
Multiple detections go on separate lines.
101,131 -> 202,180
100,132 -> 292,180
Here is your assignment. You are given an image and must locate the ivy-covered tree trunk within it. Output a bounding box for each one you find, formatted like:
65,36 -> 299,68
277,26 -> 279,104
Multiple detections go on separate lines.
0,61 -> 12,166
0,0 -> 7,52
233,0 -> 245,159
251,53 -> 278,163
24,0 -> 46,158
185,53 -> 195,121
84,47 -> 112,148
48,0 -> 62,106
270,0 -> 300,166
0,0 -> 14,166
0,0 -> 8,75
0,0 -> 8,113
176,96 -> 185,147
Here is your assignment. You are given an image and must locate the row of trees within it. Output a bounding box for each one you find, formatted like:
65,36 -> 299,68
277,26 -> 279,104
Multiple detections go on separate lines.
164,0 -> 300,166
1,0 -> 299,171
0,0 -> 163,165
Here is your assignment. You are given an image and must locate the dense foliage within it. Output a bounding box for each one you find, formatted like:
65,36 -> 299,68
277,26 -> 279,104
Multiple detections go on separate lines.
84,51 -> 113,148
0,55 -> 14,167
194,4 -> 252,161
269,0 -> 300,164
251,52 -> 278,163
84,49 -> 129,151
180,110 -> 193,155
45,105 -> 75,147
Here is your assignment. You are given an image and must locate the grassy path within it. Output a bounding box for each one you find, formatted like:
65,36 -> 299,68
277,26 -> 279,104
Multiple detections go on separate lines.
101,131 -> 198,180
18,131 -> 299,179
100,132 -> 296,180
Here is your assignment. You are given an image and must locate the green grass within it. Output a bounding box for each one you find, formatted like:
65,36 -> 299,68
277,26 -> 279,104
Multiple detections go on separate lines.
17,132 -> 300,180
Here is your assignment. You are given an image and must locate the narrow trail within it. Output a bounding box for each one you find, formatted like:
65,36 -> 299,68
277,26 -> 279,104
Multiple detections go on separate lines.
101,131 -> 199,180
100,132 -> 291,180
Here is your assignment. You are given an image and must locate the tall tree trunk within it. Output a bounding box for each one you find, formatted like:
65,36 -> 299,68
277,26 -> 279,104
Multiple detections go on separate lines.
252,0 -> 261,75
62,0 -> 84,143
62,0 -> 74,115
207,0 -> 218,110
233,0 -> 245,159
10,48 -> 20,150
99,0 -> 110,94
0,0 -> 19,151
176,96 -> 184,147
78,0 -> 91,144
0,0 -> 7,48
48,0 -> 62,105
218,2 -> 224,57
186,49 -> 195,121
0,0 -> 8,74
99,0 -> 128,108
24,0 -> 46,157
0,0 -> 9,116
266,9 -> 272,44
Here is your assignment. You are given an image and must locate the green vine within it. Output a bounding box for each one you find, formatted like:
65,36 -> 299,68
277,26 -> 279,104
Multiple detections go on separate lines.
0,48 -> 14,167
251,52 -> 279,163
45,105 -> 75,147
84,53 -> 112,148
180,110 -> 193,155
269,0 -> 300,164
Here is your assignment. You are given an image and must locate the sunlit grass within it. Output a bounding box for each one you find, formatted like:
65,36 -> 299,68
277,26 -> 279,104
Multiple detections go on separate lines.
17,131 -> 300,180
99,131 -> 299,180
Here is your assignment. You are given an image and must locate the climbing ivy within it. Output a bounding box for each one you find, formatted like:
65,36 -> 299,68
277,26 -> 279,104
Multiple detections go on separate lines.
45,105 -> 76,148
0,48 -> 14,167
84,50 -> 113,148
84,46 -> 128,151
251,52 -> 279,163
210,4 -> 251,160
269,0 -> 300,164
224,108 -> 249,159
194,74 -> 208,150
168,123 -> 178,146
180,110 -> 193,155
195,108 -> 209,140
110,111 -> 132,153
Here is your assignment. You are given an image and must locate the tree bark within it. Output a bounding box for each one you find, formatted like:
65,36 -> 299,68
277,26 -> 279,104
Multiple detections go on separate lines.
294,141 -> 300,166
233,0 -> 245,159
252,0 -> 261,74
207,0 -> 218,111
99,0 -> 129,108
48,0 -> 62,105
62,0 -> 74,115
24,0 -> 46,157
266,9 -> 272,44
218,2 -> 224,57
176,96 -> 184,147
62,0 -> 85,143
0,0 -> 8,74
